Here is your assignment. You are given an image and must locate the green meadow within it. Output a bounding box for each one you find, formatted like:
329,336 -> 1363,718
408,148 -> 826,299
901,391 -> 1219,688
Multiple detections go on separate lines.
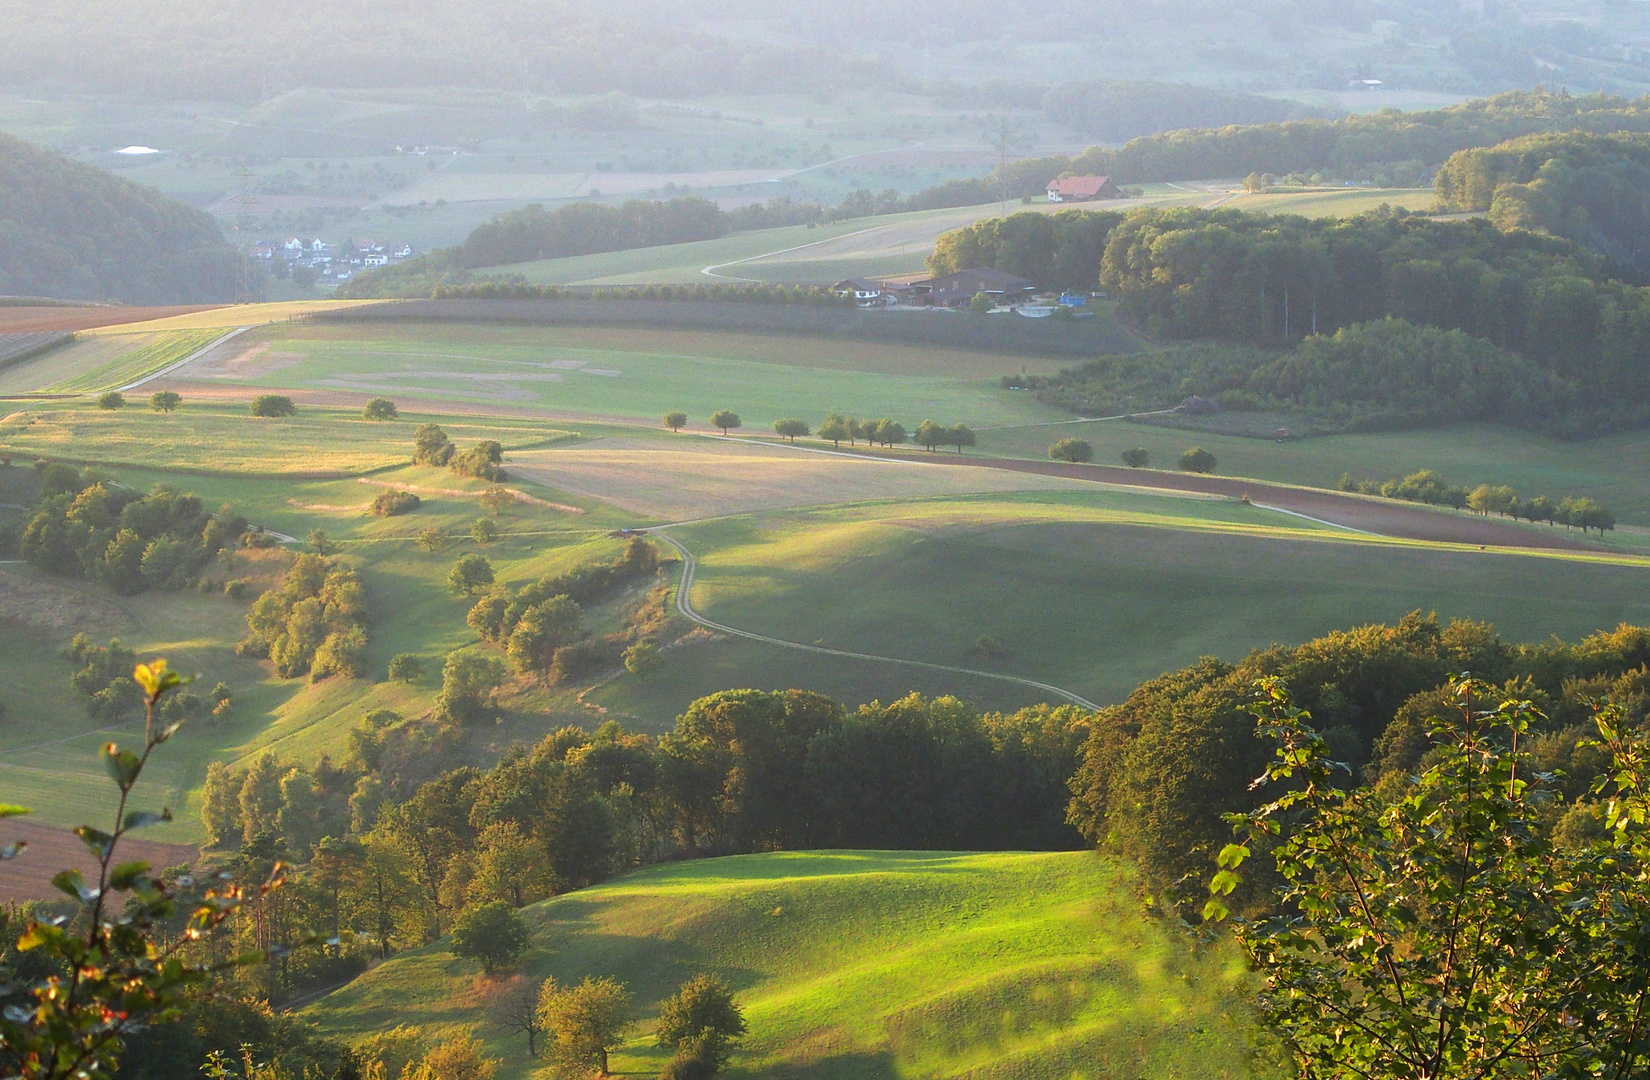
216,328 -> 1069,428
302,850 -> 1263,1080
586,491 -> 1650,723
976,420 -> 1650,528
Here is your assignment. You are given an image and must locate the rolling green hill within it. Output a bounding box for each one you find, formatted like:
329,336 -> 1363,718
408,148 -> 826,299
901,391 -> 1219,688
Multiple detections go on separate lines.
0,131 -> 245,304
301,850 -> 1262,1080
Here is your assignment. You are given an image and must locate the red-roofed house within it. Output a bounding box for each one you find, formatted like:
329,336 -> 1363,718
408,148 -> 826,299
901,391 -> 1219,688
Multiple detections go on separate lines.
1046,175 -> 1120,202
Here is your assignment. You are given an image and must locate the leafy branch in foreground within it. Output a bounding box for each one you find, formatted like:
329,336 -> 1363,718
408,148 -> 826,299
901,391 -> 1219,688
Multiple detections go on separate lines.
1209,675 -> 1650,1080
0,660 -> 280,1080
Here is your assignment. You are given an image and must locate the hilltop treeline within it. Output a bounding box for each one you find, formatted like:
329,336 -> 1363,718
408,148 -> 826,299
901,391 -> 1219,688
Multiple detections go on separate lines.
1068,615 -> 1650,908
1436,131 -> 1650,276
1041,79 -> 1313,142
0,0 -> 873,100
0,131 -> 244,303
924,90 -> 1650,208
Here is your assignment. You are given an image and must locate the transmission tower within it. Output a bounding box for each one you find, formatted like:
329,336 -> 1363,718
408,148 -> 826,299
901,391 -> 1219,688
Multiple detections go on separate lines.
228,166 -> 262,303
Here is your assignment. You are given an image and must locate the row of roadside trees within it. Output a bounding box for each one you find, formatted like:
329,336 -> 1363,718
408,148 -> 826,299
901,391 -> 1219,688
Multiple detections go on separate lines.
663,411 -> 977,452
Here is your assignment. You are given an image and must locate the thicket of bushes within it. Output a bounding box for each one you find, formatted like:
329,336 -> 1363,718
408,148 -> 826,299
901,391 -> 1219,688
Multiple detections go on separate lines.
238,554 -> 369,680
18,464 -> 247,594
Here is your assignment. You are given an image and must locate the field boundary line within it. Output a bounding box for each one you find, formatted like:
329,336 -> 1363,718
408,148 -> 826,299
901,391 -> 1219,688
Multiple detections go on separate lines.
973,408 -> 1176,432
1250,502 -> 1378,535
701,224 -> 891,281
646,529 -> 1100,710
115,326 -> 251,392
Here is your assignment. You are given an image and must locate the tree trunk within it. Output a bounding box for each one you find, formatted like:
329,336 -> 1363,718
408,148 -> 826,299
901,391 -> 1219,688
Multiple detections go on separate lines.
598,1048 -> 609,1076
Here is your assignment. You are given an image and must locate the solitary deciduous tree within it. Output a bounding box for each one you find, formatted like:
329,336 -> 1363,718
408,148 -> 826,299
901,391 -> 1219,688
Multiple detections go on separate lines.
624,642 -> 661,681
149,390 -> 182,413
250,394 -> 295,417
97,391 -> 125,410
663,411 -> 688,432
915,420 -> 946,451
947,424 -> 976,453
1048,438 -> 1092,463
710,410 -> 742,435
539,976 -> 631,1077
471,517 -> 500,544
450,900 -> 529,976
448,553 -> 495,595
1121,447 -> 1149,468
1179,447 -> 1216,473
363,397 -> 399,421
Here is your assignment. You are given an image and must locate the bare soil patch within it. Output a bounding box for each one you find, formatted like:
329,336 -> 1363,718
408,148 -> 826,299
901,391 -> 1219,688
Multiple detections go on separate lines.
185,340 -> 308,380
0,306 -> 221,334
0,818 -> 197,903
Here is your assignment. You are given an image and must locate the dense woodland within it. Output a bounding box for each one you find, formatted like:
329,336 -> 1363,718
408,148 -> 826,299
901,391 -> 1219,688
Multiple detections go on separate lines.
0,132 -> 244,303
1040,79 -> 1312,142
1436,131 -> 1650,276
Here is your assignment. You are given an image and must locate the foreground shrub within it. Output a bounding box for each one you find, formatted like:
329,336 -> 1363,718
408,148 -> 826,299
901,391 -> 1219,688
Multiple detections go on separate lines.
1048,437 -> 1093,463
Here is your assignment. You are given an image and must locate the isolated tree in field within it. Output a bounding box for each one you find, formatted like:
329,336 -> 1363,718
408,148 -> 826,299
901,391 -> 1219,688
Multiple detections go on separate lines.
623,641 -> 661,681
363,397 -> 399,421
947,424 -> 975,453
449,553 -> 495,594
1121,447 -> 1149,468
873,419 -> 906,447
401,1029 -> 499,1080
148,390 -> 181,413
663,411 -> 688,432
915,420 -> 946,451
1179,447 -> 1216,473
538,976 -> 632,1078
417,526 -> 446,552
1048,438 -> 1092,463
436,650 -> 506,726
308,528 -> 335,554
97,391 -> 125,410
450,900 -> 529,976
1208,677 -> 1650,1080
773,418 -> 810,442
250,394 -> 295,417
471,517 -> 500,544
656,975 -> 747,1073
413,423 -> 455,466
818,413 -> 850,447
480,486 -> 514,515
710,410 -> 741,435
388,653 -> 423,683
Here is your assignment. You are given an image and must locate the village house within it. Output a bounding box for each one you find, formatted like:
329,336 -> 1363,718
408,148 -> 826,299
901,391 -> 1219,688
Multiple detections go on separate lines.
1046,175 -> 1120,202
831,278 -> 890,306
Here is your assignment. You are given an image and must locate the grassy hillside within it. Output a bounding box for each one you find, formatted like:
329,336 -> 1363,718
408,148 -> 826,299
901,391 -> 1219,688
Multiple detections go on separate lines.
302,850 -> 1262,1080
0,131 -> 243,304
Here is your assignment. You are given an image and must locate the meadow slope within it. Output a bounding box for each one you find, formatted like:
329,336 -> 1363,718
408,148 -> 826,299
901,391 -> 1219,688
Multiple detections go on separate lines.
302,850 -> 1263,1080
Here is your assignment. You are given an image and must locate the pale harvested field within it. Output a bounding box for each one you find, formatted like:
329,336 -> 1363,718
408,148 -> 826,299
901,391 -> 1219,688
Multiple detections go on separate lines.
0,819 -> 197,903
0,334 -> 158,394
84,300 -> 392,335
508,435 -> 1105,520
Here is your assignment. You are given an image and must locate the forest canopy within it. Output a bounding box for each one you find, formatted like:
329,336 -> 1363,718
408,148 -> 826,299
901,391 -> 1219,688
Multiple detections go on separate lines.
0,131 -> 244,303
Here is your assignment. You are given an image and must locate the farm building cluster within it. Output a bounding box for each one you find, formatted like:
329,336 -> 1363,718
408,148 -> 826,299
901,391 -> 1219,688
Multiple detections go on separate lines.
249,237 -> 415,283
832,268 -> 1091,314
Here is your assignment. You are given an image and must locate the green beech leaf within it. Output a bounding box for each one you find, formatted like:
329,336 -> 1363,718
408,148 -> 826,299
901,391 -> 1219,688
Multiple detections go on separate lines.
51,868 -> 99,902
1202,898 -> 1230,922
75,826 -> 115,858
102,743 -> 142,787
0,841 -> 25,860
123,809 -> 172,830
109,860 -> 152,891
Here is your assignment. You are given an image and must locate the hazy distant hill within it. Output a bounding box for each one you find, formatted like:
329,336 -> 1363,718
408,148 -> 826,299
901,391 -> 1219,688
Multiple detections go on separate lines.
0,0 -> 870,101
0,132 -> 244,304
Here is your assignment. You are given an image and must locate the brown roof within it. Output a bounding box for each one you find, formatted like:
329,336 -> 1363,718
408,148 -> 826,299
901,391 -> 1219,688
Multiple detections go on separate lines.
1049,175 -> 1114,198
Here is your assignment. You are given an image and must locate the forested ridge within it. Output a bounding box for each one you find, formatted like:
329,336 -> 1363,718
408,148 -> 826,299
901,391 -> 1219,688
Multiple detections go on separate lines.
1436,131 -> 1650,276
0,131 -> 244,303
